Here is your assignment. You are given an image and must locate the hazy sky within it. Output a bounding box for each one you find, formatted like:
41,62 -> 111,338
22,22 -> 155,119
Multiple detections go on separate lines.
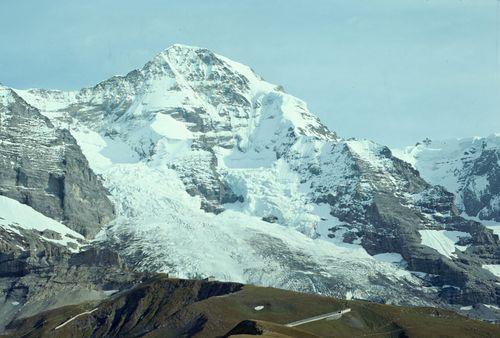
1,0 -> 499,146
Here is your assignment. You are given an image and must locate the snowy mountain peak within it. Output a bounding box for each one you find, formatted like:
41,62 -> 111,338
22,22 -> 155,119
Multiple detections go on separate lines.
141,44 -> 335,141
17,44 -> 337,157
0,85 -> 16,106
8,45 -> 500,312
155,43 -> 259,82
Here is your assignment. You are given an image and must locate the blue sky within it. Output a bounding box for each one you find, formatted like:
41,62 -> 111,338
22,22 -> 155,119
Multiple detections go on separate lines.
0,0 -> 498,146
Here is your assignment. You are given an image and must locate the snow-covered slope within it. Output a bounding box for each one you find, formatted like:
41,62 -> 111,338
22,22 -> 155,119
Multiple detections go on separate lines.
12,44 -> 499,311
394,135 -> 500,223
0,195 -> 84,251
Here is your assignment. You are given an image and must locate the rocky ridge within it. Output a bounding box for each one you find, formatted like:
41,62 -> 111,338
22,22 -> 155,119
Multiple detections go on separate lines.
0,86 -> 115,238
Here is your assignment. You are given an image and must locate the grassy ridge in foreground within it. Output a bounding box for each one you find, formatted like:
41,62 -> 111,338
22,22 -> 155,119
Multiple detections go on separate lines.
3,276 -> 499,337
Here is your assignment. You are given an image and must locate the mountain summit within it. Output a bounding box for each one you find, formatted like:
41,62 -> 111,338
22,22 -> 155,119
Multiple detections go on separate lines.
3,44 -> 499,320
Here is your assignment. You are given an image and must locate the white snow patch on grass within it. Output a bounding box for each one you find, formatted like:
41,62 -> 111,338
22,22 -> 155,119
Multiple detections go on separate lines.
254,305 -> 264,311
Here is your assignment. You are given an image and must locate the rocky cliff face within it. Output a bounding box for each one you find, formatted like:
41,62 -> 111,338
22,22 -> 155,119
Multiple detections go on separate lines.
306,140 -> 499,306
0,241 -> 142,331
0,194 -> 137,331
0,87 -> 124,330
6,44 -> 499,317
0,229 -> 136,330
0,86 -> 115,238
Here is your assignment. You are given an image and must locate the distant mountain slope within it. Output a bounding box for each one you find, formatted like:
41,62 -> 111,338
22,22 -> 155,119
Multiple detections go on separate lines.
394,136 -> 500,223
4,276 -> 500,337
7,44 -> 499,316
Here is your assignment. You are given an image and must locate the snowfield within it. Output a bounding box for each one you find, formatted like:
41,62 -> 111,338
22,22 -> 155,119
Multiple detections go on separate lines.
418,230 -> 470,259
0,195 -> 84,250
482,265 -> 500,278
83,125 -> 427,301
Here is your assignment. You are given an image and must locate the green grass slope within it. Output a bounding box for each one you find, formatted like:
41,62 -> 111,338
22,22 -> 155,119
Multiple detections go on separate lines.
3,276 -> 499,337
